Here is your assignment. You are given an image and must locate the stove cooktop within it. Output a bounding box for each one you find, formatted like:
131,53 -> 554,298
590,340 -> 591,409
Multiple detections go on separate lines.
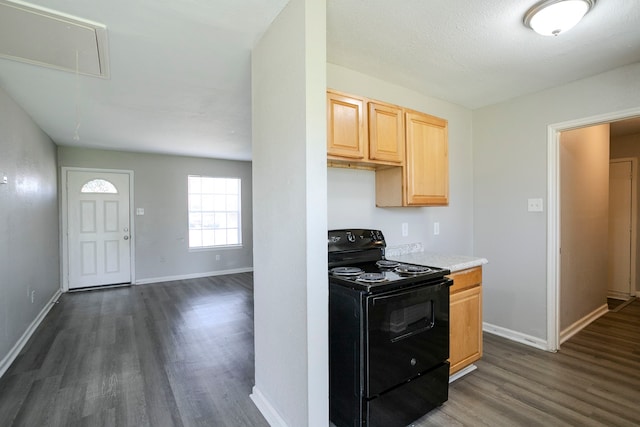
328,260 -> 450,292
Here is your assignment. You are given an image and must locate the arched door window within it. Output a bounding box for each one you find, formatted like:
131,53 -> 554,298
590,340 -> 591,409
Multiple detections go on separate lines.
81,178 -> 118,194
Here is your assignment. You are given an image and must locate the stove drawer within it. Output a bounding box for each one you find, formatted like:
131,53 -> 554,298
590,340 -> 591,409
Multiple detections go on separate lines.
365,280 -> 450,396
366,362 -> 449,427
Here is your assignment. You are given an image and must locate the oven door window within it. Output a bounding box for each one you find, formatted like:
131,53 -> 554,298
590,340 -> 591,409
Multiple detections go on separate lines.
366,282 -> 449,397
382,300 -> 434,341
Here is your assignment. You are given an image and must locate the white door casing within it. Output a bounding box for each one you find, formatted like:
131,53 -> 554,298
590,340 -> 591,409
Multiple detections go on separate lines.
64,169 -> 133,290
607,159 -> 636,299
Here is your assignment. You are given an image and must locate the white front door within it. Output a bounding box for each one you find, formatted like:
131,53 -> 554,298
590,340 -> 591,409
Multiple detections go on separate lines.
67,170 -> 132,289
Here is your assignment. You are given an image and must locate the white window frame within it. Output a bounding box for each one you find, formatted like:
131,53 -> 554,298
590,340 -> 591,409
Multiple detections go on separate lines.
187,175 -> 242,249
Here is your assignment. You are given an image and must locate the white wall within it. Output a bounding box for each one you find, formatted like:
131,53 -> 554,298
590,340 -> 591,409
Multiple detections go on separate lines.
57,147 -> 253,283
0,86 -> 59,375
251,0 -> 327,425
327,64 -> 475,255
560,125 -> 610,332
610,131 -> 640,293
473,61 -> 640,341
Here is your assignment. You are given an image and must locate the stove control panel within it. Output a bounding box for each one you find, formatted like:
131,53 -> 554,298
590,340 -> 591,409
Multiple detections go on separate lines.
328,229 -> 385,253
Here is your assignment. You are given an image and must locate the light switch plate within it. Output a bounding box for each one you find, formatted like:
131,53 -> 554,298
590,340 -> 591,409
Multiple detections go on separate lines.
527,198 -> 543,212
1,174 -> 7,184
136,208 -> 145,216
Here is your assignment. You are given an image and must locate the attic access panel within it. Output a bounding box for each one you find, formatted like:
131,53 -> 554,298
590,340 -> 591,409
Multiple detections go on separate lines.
0,0 -> 109,78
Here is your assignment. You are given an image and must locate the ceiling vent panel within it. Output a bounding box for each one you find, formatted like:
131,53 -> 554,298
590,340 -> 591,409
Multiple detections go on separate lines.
0,0 -> 109,78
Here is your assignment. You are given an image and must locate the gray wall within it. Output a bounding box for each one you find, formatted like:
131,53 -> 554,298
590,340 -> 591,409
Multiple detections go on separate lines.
251,0 -> 328,425
560,125 -> 610,332
610,131 -> 640,293
327,64 -> 475,256
473,61 -> 640,341
57,147 -> 253,283
0,87 -> 59,370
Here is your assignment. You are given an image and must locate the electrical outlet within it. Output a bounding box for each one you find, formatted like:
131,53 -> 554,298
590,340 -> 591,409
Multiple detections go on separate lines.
31,290 -> 35,303
401,223 -> 408,237
215,254 -> 221,261
434,222 -> 440,235
527,198 -> 543,212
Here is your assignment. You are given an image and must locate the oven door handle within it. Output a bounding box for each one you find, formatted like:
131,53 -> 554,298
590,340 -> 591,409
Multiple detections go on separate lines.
389,322 -> 435,343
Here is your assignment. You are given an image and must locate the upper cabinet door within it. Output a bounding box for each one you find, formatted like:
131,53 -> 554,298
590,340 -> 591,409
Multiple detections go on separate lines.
327,91 -> 367,160
405,111 -> 449,206
368,101 -> 404,164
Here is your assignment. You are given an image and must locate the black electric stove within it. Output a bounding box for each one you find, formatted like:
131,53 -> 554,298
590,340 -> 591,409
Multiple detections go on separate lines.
329,229 -> 451,427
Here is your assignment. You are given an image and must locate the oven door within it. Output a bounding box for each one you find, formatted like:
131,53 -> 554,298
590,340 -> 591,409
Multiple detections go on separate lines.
365,280 -> 450,397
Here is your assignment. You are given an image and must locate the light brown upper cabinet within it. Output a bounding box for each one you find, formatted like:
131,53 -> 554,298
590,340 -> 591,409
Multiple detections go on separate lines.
327,89 -> 449,207
368,101 -> 404,164
404,110 -> 449,206
327,91 -> 367,160
327,90 -> 403,167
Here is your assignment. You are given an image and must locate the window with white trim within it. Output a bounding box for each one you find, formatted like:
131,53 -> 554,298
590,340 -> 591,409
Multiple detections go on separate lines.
188,176 -> 241,248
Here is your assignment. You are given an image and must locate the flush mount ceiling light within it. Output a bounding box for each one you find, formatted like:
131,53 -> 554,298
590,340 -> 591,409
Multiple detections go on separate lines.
524,0 -> 596,36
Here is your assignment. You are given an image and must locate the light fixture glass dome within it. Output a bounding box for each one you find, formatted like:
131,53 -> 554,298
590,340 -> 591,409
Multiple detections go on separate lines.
524,0 -> 595,36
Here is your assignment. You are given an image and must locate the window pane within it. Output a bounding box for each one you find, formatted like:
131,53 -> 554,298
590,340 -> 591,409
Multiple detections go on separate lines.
202,177 -> 216,194
227,212 -> 238,228
214,212 -> 227,229
212,178 -> 226,194
227,229 -> 239,245
188,176 -> 241,248
214,229 -> 227,245
226,195 -> 238,211
202,213 -> 215,229
202,230 -> 215,246
81,179 -> 118,194
202,195 -> 215,211
226,179 -> 239,193
213,195 -> 226,211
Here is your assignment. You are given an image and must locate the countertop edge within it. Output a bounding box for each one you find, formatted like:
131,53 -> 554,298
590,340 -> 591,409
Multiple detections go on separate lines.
386,252 -> 488,273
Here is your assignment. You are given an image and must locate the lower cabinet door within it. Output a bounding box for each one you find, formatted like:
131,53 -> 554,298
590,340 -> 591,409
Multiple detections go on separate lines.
449,285 -> 482,374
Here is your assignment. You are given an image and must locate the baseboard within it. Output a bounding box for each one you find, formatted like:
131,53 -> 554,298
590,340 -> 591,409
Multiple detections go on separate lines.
559,303 -> 609,344
134,267 -> 254,285
449,364 -> 477,383
483,322 -> 550,351
250,386 -> 288,427
0,289 -> 62,379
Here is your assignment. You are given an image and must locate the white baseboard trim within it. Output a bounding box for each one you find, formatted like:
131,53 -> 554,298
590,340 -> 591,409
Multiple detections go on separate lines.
0,289 -> 62,379
483,322 -> 550,351
449,364 -> 477,383
134,267 -> 254,285
559,303 -> 609,344
250,386 -> 288,427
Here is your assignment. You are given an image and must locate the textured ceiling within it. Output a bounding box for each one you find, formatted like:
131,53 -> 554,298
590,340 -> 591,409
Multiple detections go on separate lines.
0,0 -> 639,161
327,0 -> 640,109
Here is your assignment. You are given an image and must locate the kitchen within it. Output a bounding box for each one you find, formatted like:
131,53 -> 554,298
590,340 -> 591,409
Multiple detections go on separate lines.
1,0 -> 640,426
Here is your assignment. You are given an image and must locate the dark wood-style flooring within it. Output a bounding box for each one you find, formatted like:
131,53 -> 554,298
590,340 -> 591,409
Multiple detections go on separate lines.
416,298 -> 640,426
0,273 -> 268,427
1,274 -> 639,426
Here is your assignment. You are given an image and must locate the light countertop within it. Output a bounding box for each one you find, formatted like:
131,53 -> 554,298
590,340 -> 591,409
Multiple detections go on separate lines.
386,251 -> 488,273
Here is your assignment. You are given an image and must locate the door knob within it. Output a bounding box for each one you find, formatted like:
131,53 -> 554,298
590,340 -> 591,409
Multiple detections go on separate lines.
124,235 -> 129,240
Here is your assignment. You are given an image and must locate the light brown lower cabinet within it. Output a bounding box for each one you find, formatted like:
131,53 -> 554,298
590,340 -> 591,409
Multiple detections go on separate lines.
448,266 -> 483,375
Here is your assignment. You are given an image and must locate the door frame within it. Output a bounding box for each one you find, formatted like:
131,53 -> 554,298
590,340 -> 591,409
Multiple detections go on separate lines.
608,157 -> 637,299
547,107 -> 640,351
60,167 -> 135,292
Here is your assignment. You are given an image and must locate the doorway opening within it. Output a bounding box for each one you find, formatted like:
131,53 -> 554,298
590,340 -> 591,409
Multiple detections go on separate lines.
548,110 -> 640,351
